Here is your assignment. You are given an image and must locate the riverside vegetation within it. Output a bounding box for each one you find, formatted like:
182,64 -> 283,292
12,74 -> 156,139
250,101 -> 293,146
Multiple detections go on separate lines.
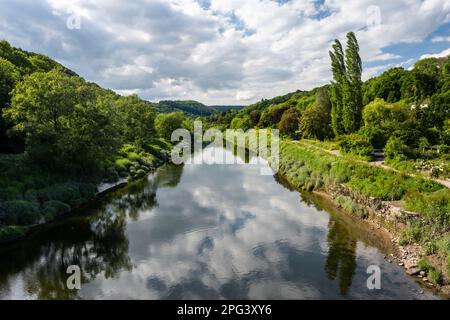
0,40 -> 198,242
206,33 -> 450,290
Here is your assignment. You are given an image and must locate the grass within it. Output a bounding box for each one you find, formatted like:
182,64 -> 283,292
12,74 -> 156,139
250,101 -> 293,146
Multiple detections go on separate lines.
280,140 -> 450,278
418,258 -> 443,285
335,195 -> 368,219
279,141 -> 442,201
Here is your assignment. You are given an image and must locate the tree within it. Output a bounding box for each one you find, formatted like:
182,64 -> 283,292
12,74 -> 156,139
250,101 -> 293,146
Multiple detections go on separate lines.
115,95 -> 156,147
278,108 -> 301,138
249,110 -> 261,126
230,115 -> 253,131
3,69 -> 118,173
329,32 -> 363,135
299,87 -> 332,140
154,112 -> 186,140
0,58 -> 20,150
339,133 -> 373,158
363,67 -> 408,105
329,39 -> 346,136
342,32 -> 363,133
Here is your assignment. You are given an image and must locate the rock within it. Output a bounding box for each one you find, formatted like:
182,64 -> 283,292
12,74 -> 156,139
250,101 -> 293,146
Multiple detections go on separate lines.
420,271 -> 426,277
405,260 -> 418,269
423,277 -> 428,282
406,267 -> 421,276
399,262 -> 404,267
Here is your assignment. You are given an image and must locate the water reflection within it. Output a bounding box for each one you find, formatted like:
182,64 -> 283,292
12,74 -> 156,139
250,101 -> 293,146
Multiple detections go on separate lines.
325,219 -> 357,296
0,148 -> 439,300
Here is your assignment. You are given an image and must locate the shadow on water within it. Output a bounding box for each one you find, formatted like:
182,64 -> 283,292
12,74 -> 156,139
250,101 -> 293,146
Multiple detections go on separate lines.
275,173 -> 393,298
0,155 -> 440,300
0,164 -> 184,299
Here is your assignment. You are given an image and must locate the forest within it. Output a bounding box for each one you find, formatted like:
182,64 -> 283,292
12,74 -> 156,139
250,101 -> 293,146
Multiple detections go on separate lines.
0,39 -> 193,241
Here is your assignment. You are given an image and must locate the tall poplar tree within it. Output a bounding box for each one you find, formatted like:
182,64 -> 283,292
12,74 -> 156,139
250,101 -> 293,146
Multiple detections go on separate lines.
329,32 -> 363,135
329,40 -> 346,136
342,32 -> 363,133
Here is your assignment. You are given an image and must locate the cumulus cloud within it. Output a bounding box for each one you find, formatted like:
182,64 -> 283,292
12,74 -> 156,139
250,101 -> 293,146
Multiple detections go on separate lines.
0,0 -> 449,104
420,47 -> 450,59
431,36 -> 450,42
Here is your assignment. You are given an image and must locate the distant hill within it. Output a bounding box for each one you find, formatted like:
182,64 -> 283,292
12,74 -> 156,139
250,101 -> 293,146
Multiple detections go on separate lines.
210,105 -> 244,113
154,100 -> 218,116
154,101 -> 244,117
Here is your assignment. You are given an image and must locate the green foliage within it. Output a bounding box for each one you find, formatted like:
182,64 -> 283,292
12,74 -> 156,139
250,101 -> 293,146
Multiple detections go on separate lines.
363,68 -> 408,104
403,189 -> 450,233
384,136 -> 408,160
399,220 -> 425,245
3,70 -> 119,173
329,39 -> 346,136
156,100 -> 217,116
336,195 -> 368,219
417,258 -> 442,285
279,141 -> 442,201
329,33 -> 363,135
0,225 -> 27,242
339,133 -> 372,158
115,94 -> 156,147
230,115 -> 253,131
155,112 -> 186,140
278,108 -> 301,138
42,200 -> 71,221
0,200 -> 40,225
299,87 -> 332,140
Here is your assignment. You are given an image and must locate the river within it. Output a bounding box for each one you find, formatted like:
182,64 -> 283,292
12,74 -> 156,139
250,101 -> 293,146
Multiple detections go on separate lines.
0,146 -> 439,299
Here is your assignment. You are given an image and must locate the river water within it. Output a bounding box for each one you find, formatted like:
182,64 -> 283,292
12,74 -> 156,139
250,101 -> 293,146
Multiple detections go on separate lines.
0,147 -> 439,299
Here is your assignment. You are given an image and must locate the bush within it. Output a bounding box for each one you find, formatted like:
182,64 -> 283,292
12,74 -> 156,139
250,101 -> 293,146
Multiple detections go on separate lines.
0,200 -> 40,225
399,220 -> 425,245
339,134 -> 373,158
336,195 -> 368,219
0,226 -> 27,242
428,268 -> 442,285
404,189 -> 450,233
78,183 -> 96,200
38,182 -> 81,205
385,136 -> 408,160
42,200 -> 71,221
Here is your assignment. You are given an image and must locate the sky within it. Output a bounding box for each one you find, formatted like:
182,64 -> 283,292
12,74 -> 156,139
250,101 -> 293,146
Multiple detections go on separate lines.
0,0 -> 449,105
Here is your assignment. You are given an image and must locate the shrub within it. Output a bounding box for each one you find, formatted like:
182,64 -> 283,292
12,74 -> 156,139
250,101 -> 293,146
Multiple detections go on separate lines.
0,226 -> 27,242
399,220 -> 425,245
0,200 -> 40,225
428,268 -> 442,285
78,183 -> 96,200
38,182 -> 81,205
385,136 -> 408,160
425,242 -> 439,255
339,134 -> 373,158
42,200 -> 71,221
418,258 -> 432,272
404,189 -> 450,233
336,195 -> 368,219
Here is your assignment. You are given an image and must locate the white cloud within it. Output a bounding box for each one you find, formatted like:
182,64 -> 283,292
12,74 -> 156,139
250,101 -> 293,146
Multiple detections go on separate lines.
0,0 -> 449,104
366,53 -> 402,62
236,90 -> 255,101
420,47 -> 450,59
431,36 -> 450,42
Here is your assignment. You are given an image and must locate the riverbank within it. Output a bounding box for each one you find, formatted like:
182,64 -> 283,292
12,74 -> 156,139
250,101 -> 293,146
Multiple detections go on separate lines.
0,139 -> 173,245
277,140 -> 450,296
